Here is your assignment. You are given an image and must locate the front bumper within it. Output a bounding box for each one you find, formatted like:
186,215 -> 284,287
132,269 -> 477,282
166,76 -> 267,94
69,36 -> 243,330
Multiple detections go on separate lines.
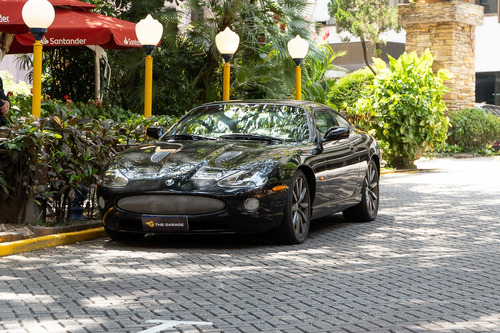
99,189 -> 288,234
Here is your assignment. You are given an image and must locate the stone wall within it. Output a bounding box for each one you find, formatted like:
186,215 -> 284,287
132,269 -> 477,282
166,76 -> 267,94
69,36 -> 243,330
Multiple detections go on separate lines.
399,1 -> 484,111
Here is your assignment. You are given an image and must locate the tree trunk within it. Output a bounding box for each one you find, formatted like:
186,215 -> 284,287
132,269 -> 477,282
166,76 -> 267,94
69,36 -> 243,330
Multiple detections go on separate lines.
360,36 -> 377,75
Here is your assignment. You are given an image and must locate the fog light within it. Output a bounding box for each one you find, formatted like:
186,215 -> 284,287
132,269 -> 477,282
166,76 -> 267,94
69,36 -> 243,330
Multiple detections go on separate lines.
98,196 -> 106,209
243,198 -> 260,212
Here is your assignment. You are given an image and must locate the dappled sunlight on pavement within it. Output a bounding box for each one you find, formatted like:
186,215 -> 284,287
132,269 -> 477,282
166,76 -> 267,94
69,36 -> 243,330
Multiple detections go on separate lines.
1,157 -> 499,332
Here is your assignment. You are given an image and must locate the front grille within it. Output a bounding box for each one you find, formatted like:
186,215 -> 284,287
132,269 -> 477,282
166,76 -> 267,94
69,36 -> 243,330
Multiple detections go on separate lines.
117,195 -> 226,215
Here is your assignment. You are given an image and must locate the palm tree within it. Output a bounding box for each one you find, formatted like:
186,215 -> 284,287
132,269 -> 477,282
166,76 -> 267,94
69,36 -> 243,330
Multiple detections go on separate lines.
183,0 -> 314,101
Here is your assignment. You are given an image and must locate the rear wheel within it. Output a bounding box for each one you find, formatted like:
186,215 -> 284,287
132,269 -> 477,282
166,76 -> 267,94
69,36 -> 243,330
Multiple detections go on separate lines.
275,170 -> 311,244
343,159 -> 379,222
104,226 -> 145,241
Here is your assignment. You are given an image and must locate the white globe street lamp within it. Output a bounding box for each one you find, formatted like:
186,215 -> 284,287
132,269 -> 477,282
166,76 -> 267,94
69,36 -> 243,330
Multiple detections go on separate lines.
136,14 -> 163,117
215,27 -> 240,101
22,0 -> 55,117
287,35 -> 309,100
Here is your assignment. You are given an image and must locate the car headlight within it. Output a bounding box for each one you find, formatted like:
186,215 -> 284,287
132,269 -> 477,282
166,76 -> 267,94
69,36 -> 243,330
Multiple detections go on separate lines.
217,170 -> 268,189
99,169 -> 128,187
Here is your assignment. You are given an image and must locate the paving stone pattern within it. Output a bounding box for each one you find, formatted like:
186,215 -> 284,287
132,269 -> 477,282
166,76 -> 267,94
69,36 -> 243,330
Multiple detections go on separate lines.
1,157 -> 500,333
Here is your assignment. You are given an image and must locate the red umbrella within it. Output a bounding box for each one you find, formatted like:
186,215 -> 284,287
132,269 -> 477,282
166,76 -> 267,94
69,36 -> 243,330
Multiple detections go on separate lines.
0,0 -> 96,34
7,8 -> 140,53
0,0 -> 145,101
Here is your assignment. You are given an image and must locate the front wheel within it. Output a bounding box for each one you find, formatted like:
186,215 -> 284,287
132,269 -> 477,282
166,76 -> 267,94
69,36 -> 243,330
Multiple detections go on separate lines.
343,159 -> 379,222
275,170 -> 311,244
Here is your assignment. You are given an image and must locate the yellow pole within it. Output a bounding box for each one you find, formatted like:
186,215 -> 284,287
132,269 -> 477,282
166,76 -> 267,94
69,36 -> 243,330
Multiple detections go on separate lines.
223,62 -> 230,101
32,40 -> 43,118
295,65 -> 301,101
144,54 -> 153,118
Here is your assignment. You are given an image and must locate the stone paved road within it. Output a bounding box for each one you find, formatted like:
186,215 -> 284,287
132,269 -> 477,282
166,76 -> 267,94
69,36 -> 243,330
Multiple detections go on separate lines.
1,157 -> 500,333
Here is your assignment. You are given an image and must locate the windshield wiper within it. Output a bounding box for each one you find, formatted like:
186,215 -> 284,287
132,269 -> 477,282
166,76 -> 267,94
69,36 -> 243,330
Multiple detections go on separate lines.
163,134 -> 215,141
219,133 -> 284,143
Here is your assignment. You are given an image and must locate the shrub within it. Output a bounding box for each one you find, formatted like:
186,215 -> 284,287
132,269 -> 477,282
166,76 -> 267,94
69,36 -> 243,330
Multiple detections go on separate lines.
327,67 -> 374,110
107,38 -> 205,117
447,108 -> 500,152
0,96 -> 178,224
327,67 -> 374,132
355,50 -> 452,169
0,113 -> 121,224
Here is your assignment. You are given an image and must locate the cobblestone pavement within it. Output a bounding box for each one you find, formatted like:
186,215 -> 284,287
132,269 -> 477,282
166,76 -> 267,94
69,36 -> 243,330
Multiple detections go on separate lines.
1,157 -> 500,333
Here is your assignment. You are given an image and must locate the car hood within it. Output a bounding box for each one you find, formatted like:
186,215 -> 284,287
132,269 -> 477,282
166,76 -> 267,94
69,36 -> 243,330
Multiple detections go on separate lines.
110,140 -> 298,182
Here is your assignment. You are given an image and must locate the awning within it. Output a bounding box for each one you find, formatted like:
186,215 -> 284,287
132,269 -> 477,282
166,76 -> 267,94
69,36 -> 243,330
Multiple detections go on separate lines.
0,0 -> 145,101
5,8 -> 140,53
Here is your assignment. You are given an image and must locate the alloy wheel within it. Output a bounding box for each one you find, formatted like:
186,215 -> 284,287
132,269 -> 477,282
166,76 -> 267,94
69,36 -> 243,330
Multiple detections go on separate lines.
291,175 -> 310,238
365,161 -> 379,216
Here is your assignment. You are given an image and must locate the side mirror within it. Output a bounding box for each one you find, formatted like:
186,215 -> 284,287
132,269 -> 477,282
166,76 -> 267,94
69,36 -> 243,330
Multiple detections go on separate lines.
147,126 -> 164,140
323,126 -> 350,142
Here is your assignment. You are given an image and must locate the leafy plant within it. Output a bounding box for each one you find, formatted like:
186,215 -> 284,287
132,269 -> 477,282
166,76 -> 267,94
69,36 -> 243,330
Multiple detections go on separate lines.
101,0 -> 314,115
0,118 -> 52,223
327,67 -> 374,131
184,0 -> 313,101
0,95 -> 177,224
446,108 -> 500,152
356,50 -> 452,169
301,44 -> 345,103
109,37 -> 205,116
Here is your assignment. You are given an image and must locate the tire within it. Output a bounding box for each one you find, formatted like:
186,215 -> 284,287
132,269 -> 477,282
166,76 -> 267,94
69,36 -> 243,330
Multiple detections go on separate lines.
104,226 -> 145,242
275,170 -> 311,244
343,159 -> 379,222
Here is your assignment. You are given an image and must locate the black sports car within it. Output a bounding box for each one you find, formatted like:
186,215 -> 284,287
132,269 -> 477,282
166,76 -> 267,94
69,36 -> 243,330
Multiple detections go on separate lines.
97,100 -> 380,244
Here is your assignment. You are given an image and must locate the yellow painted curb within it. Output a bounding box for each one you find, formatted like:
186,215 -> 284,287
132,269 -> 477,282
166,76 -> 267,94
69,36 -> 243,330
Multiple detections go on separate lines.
381,168 -> 441,175
381,169 -> 420,175
0,227 -> 107,257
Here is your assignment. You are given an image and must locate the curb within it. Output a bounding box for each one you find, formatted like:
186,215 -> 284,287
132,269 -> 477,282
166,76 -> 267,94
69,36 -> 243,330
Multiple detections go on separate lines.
381,169 -> 419,175
0,227 -> 107,257
381,168 -> 442,175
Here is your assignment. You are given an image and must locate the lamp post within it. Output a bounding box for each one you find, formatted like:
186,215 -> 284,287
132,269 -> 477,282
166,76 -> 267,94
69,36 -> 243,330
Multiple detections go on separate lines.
22,0 -> 55,118
215,27 -> 239,101
136,14 -> 163,118
287,35 -> 309,100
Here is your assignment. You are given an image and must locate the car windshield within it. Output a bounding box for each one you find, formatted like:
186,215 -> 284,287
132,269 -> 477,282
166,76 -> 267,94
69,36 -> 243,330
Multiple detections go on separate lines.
165,104 -> 310,142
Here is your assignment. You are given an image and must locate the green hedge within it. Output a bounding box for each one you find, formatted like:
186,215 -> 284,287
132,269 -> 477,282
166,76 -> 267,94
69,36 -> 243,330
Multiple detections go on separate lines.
447,108 -> 500,152
327,67 -> 374,133
0,96 -> 178,225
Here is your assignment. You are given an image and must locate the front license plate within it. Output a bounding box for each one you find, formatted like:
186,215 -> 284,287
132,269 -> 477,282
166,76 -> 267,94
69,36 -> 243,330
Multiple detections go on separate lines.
141,215 -> 189,232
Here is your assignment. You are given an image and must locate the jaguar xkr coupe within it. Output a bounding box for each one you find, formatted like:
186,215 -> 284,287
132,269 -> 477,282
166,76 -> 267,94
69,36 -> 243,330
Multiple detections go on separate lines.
98,100 -> 380,244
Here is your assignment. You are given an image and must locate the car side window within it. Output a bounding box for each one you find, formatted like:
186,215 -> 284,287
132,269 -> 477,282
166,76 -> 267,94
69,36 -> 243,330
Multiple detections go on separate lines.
314,110 -> 338,136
